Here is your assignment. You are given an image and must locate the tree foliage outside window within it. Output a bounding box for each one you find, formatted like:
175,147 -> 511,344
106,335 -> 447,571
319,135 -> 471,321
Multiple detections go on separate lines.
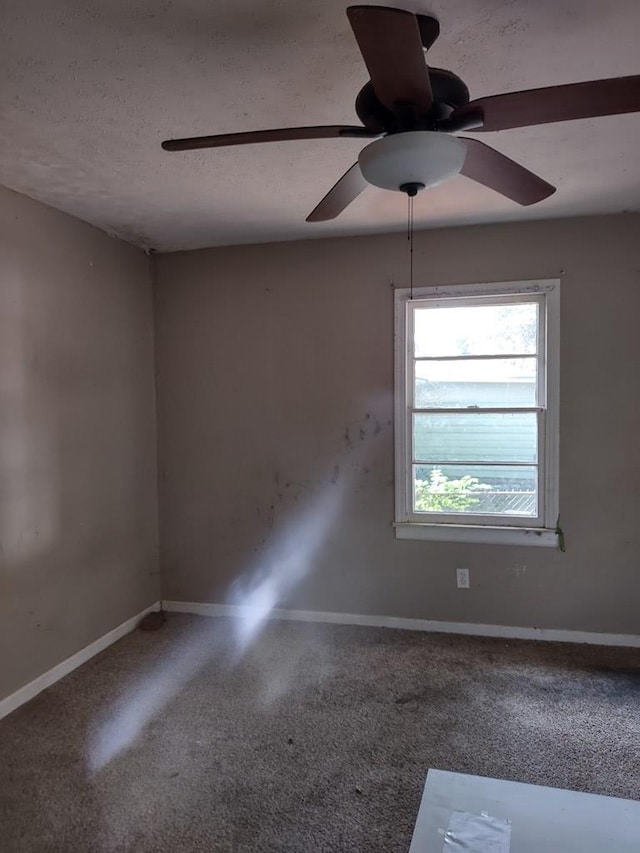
414,467 -> 491,512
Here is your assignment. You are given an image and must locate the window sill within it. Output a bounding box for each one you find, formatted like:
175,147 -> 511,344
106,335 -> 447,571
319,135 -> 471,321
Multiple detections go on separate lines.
394,522 -> 558,547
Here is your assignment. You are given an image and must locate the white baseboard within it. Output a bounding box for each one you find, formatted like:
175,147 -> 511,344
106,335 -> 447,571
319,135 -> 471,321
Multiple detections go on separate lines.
163,600 -> 640,648
0,601 -> 161,721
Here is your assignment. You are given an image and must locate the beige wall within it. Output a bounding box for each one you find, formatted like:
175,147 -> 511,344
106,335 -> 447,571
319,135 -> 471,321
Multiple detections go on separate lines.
0,186 -> 159,700
6,193 -> 635,706
155,214 -> 640,636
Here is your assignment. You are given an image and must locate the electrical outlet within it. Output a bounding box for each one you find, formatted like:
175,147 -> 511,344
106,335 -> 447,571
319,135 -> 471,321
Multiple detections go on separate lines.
456,568 -> 470,589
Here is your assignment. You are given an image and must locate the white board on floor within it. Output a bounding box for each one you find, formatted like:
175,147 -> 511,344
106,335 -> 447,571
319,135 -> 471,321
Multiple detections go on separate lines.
409,769 -> 640,852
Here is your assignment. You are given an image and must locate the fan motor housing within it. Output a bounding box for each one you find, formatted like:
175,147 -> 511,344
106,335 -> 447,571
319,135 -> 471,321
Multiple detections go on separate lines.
355,68 -> 470,132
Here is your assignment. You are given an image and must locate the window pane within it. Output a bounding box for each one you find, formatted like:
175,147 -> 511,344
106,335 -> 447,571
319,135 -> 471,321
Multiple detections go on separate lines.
413,464 -> 537,517
413,412 -> 538,463
415,357 -> 537,408
414,302 -> 538,357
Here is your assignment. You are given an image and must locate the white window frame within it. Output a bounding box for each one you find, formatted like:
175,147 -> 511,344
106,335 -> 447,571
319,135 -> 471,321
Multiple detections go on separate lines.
394,279 -> 560,547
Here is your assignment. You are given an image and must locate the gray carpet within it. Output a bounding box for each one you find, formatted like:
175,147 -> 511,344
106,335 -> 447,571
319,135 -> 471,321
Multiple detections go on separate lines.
1,614 -> 639,852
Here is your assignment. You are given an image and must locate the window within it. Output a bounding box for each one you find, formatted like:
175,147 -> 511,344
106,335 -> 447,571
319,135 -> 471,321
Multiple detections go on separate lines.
394,280 -> 560,546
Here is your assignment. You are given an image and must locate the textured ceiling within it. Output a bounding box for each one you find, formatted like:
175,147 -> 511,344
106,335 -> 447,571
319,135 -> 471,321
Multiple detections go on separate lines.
1,0 -> 640,251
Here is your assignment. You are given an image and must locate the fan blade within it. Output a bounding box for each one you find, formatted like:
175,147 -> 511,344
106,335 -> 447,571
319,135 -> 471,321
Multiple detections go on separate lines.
162,125 -> 378,151
306,163 -> 368,222
417,14 -> 440,51
446,75 -> 640,132
346,6 -> 433,116
460,139 -> 555,205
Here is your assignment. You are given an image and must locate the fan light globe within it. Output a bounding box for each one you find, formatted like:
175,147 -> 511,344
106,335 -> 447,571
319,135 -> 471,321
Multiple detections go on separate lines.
358,131 -> 467,192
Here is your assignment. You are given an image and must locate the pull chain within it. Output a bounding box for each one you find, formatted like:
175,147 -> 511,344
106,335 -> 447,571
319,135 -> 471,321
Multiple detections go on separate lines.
407,192 -> 415,299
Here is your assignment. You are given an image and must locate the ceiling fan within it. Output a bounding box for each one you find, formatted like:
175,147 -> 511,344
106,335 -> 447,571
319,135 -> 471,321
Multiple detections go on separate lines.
161,5 -> 640,222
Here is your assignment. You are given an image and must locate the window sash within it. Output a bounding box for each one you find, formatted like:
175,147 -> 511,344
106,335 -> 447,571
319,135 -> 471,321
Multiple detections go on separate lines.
407,410 -> 545,526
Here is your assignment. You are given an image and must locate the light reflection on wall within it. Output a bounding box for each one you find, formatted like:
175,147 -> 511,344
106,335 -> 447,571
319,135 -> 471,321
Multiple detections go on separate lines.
87,393 -> 390,774
88,476 -> 347,773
